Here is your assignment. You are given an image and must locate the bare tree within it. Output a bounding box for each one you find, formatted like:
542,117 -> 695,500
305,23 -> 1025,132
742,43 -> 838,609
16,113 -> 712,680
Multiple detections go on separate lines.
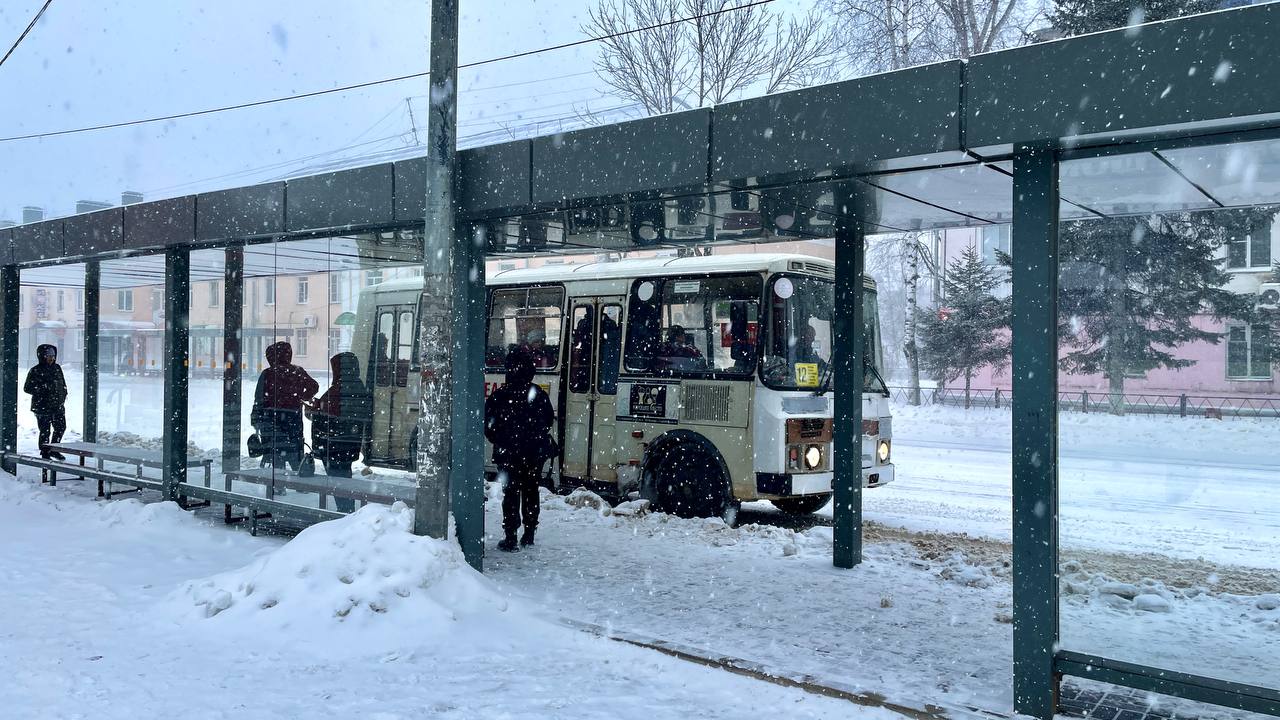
585,0 -> 836,115
823,0 -> 945,74
934,0 -> 1023,57
867,232 -> 939,404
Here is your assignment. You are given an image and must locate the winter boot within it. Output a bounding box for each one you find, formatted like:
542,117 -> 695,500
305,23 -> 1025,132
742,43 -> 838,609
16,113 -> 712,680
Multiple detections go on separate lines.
497,533 -> 519,552
520,528 -> 535,547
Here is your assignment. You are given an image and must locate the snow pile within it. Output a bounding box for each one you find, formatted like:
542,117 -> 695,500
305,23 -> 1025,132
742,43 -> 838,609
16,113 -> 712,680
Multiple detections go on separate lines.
171,502 -> 523,648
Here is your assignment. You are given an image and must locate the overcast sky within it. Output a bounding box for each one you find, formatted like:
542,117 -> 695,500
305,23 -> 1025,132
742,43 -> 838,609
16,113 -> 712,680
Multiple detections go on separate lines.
0,0 -> 647,221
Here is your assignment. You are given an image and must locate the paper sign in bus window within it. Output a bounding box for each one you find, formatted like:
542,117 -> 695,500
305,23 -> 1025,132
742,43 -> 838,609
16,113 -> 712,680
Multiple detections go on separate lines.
795,363 -> 820,387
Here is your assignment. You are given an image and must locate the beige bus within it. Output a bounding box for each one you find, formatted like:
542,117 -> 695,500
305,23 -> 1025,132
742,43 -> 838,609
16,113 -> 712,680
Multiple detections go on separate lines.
352,253 -> 893,522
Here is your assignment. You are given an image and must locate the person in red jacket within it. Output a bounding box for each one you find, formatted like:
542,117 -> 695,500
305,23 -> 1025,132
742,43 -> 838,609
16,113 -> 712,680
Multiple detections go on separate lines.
251,341 -> 319,472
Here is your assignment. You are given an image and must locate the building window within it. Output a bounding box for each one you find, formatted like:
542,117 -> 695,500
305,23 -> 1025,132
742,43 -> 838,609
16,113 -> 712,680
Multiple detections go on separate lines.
328,328 -> 343,355
1227,324 -> 1272,379
295,328 -> 309,357
56,291 -> 64,312
209,280 -> 220,308
74,332 -> 84,352
297,276 -> 310,304
1227,217 -> 1273,269
329,273 -> 341,303
980,225 -> 1011,267
117,289 -> 133,312
263,278 -> 276,306
366,269 -> 383,287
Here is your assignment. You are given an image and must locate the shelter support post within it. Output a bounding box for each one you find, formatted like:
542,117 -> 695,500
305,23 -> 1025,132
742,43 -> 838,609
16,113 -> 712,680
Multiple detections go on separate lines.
0,265 -> 17,474
222,247 -> 244,475
83,261 -> 100,443
1011,143 -> 1060,720
832,181 -> 867,569
450,222 -> 485,570
162,247 -> 191,501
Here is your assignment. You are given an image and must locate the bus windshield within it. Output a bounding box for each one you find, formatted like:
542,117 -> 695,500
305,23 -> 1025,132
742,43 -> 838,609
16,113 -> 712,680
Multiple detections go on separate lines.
762,275 -> 889,395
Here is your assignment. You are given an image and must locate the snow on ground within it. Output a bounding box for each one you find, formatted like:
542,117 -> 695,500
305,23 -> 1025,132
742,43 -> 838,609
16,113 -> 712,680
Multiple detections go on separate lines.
0,474 -> 891,720
489,486 -> 1280,713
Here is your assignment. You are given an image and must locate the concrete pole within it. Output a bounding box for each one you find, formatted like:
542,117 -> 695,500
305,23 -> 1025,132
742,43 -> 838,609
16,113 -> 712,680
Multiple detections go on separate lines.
414,0 -> 460,538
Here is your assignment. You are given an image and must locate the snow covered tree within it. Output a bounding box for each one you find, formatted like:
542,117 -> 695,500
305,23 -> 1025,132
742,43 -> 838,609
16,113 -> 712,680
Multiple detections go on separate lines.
1049,0 -> 1218,36
1058,211 -> 1258,414
918,245 -> 1010,408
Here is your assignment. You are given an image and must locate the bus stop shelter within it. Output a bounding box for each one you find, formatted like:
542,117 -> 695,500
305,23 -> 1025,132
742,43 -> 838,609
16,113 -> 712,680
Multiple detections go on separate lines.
2,5 -> 1279,718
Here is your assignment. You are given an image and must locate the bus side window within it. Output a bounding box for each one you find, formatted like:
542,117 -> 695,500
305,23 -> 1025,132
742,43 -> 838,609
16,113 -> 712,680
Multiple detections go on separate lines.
568,305 -> 594,393
375,311 -> 394,387
598,305 -> 622,394
396,310 -> 413,387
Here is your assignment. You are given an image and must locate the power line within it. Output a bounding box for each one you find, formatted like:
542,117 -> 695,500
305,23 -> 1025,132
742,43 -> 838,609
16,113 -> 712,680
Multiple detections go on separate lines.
0,0 -> 53,69
0,0 -> 776,145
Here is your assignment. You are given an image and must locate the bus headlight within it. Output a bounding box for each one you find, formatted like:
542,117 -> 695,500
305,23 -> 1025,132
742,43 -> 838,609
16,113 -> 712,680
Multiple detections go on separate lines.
804,444 -> 823,470
877,439 -> 891,463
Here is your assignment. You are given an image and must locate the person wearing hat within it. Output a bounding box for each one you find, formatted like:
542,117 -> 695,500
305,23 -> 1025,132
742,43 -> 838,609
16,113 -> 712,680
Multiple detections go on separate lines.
24,344 -> 68,460
484,347 -> 555,552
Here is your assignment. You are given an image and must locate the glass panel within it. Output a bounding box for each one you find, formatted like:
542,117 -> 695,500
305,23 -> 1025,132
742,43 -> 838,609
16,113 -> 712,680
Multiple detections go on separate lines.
18,265 -> 86,456
1057,145 -> 1280,691
597,305 -> 622,395
568,305 -> 594,393
98,256 -> 166,447
188,249 -> 226,480
485,286 -> 564,371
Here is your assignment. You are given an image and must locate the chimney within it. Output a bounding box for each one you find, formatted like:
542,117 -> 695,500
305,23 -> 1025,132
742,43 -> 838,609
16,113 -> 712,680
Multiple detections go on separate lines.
75,200 -> 113,214
121,191 -> 143,206
22,206 -> 44,224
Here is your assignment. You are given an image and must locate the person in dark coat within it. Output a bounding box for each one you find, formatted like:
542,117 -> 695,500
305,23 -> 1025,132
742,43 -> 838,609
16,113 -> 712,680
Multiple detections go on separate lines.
484,347 -> 555,552
309,352 -> 372,512
251,341 -> 319,472
24,344 -> 68,460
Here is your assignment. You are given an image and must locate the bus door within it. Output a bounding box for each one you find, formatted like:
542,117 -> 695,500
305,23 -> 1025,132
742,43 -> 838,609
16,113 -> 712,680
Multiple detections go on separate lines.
562,298 -> 623,483
367,303 -> 417,464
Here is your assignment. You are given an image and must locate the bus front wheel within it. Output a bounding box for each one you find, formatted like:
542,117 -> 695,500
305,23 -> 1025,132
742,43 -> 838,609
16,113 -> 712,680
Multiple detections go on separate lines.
645,441 -> 738,526
771,494 -> 831,516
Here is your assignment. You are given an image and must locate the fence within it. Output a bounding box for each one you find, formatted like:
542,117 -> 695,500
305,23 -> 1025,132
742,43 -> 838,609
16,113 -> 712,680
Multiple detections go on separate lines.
886,386 -> 1280,419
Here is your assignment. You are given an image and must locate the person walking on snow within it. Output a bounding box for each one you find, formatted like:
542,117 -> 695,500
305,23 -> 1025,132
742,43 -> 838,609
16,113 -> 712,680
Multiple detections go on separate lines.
484,347 -> 555,552
24,344 -> 68,460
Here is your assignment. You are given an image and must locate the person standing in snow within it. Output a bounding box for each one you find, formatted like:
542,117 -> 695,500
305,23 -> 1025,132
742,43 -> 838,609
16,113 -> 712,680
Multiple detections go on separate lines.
24,344 -> 69,460
251,341 -> 319,472
484,347 -> 555,552
308,352 -> 372,512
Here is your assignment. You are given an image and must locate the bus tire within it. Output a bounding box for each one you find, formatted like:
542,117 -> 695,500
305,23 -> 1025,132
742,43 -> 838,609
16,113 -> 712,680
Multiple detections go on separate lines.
642,432 -> 737,525
771,494 -> 831,516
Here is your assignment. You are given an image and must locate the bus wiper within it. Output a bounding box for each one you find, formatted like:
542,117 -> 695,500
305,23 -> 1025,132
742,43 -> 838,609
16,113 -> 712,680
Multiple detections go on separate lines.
812,358 -> 890,398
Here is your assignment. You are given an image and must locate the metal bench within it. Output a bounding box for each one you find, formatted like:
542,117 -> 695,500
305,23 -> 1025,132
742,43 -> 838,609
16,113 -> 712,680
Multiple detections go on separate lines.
30,442 -> 213,503
221,467 -> 414,534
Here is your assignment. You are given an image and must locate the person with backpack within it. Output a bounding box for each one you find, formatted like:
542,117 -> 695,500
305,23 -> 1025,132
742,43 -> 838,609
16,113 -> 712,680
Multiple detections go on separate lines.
484,347 -> 555,552
24,344 -> 68,460
309,352 -> 372,512
250,341 -> 319,472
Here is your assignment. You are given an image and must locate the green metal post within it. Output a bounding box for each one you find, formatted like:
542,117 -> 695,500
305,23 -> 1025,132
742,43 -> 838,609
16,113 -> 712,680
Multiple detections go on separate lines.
1011,143 -> 1060,720
832,181 -> 866,569
0,265 -> 18,474
162,247 -> 191,501
451,222 -> 486,570
222,247 -> 243,474
83,261 -> 100,443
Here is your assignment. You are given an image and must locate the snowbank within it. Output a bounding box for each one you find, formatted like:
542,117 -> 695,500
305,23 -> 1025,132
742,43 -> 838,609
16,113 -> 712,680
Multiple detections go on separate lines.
171,502 -> 533,651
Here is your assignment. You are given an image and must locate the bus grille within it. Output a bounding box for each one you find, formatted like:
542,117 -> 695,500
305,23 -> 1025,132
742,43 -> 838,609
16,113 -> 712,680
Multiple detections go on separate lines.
682,384 -> 732,423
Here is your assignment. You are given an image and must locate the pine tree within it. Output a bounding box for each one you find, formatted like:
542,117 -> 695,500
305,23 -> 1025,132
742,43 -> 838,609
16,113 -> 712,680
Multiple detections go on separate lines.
1049,0 -> 1219,36
918,245 -> 1011,408
1058,210 -> 1257,414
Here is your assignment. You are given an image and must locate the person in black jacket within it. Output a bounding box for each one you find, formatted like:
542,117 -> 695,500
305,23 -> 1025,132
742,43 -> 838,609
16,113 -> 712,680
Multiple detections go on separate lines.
484,347 -> 555,552
309,352 -> 372,513
251,341 -> 319,472
24,344 -> 68,460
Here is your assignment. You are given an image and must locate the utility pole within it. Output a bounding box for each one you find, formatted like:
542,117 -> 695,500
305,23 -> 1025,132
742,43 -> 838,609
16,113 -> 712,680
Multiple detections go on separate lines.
415,0 -> 460,538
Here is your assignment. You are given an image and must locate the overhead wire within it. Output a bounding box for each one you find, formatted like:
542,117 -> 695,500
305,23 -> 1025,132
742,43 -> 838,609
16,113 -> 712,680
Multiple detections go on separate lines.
0,0 -> 775,144
0,0 -> 52,69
